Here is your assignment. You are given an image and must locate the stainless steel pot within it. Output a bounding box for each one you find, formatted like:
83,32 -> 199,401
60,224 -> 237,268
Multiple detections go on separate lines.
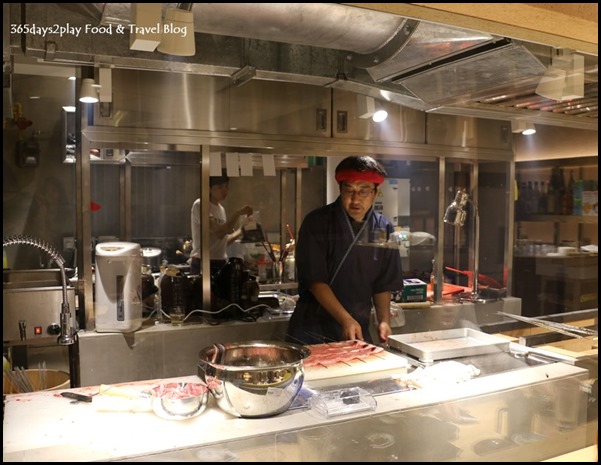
141,247 -> 162,272
198,340 -> 310,418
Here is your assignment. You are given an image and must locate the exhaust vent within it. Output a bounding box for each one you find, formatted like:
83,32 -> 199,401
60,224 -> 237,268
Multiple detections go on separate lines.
354,23 -> 498,83
396,43 -> 547,106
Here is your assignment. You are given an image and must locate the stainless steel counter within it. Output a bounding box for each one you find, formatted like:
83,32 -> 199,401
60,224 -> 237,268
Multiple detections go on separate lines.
3,352 -> 594,462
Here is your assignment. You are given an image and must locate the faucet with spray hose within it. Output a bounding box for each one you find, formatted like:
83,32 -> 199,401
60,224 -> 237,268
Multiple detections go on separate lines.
3,235 -> 77,345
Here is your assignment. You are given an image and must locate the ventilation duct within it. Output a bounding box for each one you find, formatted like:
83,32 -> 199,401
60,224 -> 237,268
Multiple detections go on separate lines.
10,4 -> 597,129
396,42 -> 548,106
99,4 -> 549,107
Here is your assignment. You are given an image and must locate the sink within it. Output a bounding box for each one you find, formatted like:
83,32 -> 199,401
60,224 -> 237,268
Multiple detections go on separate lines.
3,269 -> 75,289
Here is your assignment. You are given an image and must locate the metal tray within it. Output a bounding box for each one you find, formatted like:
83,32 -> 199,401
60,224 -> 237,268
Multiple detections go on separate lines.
387,328 -> 510,363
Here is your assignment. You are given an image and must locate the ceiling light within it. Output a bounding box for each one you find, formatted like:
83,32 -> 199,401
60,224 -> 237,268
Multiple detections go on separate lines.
511,120 -> 536,136
521,123 -> 536,136
79,78 -> 99,103
372,109 -> 388,122
157,7 -> 196,56
357,95 -> 389,122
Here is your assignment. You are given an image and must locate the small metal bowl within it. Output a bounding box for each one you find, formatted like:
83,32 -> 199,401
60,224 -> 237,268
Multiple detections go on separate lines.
198,340 -> 310,418
150,382 -> 208,421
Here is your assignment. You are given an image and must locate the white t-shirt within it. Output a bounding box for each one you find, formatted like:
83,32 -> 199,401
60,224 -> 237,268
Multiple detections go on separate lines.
190,198 -> 229,260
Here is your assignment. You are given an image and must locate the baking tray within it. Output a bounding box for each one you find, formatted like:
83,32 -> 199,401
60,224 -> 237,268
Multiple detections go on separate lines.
387,328 -> 510,363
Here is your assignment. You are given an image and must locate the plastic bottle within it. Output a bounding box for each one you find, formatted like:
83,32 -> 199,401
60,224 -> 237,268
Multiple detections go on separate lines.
550,166 -> 561,214
525,181 -> 534,214
558,168 -> 568,214
566,170 -> 575,215
257,257 -> 268,283
284,254 -> 296,282
573,179 -> 584,216
532,181 -> 541,213
546,180 -> 555,215
153,290 -> 163,324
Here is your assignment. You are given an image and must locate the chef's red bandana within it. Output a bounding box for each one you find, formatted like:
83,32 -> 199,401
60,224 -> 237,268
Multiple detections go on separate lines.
335,169 -> 384,185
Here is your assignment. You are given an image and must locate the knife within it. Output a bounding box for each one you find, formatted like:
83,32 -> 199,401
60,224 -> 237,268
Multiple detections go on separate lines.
60,392 -> 93,403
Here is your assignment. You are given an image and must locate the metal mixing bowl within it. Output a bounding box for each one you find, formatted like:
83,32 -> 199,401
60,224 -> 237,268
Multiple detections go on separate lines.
198,340 -> 310,418
150,382 -> 208,421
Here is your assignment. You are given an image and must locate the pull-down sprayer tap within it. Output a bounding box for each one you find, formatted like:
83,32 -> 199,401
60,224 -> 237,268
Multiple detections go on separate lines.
3,235 -> 77,345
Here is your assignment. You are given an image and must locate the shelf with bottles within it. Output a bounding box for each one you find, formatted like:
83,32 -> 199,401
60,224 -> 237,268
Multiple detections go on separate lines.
515,157 -> 598,221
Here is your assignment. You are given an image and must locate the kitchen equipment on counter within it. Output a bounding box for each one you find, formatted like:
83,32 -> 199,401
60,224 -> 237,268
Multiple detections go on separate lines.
211,258 -> 260,316
3,269 -> 77,343
212,257 -> 243,305
197,340 -> 310,418
240,212 -> 265,243
159,265 -> 192,322
309,387 -> 377,418
141,265 -> 159,316
141,247 -> 162,272
388,328 -> 511,363
95,242 -> 143,333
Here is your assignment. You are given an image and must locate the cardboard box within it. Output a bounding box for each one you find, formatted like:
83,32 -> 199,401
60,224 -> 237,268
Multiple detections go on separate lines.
582,190 -> 598,216
401,279 -> 427,302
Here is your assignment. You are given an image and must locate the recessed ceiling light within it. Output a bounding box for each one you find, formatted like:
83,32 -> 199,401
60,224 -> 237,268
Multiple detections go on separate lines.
372,109 -> 388,123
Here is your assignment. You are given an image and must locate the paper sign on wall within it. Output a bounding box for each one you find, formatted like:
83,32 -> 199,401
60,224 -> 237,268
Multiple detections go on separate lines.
226,152 -> 240,176
209,152 -> 222,176
239,154 -> 253,176
262,154 -> 276,176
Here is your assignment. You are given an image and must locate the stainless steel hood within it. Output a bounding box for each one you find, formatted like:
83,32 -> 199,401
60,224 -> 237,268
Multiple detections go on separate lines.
8,3 -> 598,130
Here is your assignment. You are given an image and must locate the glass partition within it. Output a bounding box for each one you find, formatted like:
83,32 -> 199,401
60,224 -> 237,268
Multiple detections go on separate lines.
443,160 -> 510,298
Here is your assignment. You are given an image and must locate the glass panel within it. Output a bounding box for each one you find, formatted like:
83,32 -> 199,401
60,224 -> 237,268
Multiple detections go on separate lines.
443,160 -> 509,298
3,73 -> 77,270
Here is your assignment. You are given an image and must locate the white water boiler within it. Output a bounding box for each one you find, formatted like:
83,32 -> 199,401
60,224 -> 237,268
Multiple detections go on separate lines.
95,242 -> 142,333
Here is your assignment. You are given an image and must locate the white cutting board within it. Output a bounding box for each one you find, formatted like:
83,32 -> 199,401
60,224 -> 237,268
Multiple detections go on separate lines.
304,349 -> 409,381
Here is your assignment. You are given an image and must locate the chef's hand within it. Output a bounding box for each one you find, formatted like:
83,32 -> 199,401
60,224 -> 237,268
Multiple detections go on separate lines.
378,321 -> 392,343
341,318 -> 364,341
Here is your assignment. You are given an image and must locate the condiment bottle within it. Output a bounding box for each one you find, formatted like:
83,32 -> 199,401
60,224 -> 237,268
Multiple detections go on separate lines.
284,254 -> 295,282
430,259 -> 438,302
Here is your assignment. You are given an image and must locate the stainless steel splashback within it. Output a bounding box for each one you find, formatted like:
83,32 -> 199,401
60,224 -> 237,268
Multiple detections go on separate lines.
96,69 -> 332,137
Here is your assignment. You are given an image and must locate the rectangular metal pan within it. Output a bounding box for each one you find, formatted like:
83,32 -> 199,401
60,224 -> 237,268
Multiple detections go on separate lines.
387,328 -> 510,363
